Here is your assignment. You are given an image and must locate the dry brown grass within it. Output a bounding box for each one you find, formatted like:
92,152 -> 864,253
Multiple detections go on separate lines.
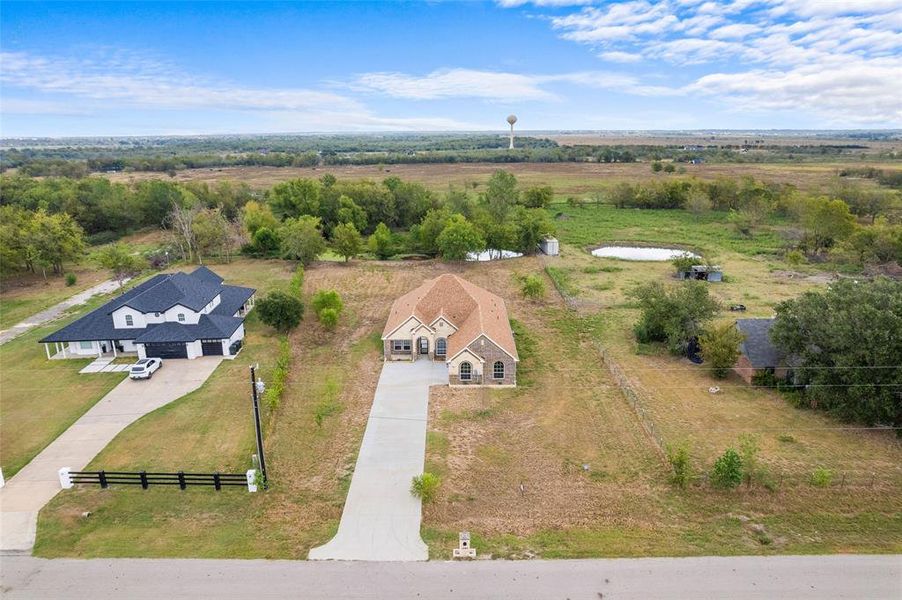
103,161 -> 902,195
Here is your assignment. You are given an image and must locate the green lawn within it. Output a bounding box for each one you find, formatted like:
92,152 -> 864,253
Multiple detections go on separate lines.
0,317 -> 126,478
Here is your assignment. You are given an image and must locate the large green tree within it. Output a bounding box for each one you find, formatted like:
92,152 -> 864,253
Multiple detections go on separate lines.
268,178 -> 321,221
800,197 -> 856,254
484,170 -> 519,222
257,290 -> 304,332
630,281 -> 721,354
770,278 -> 902,427
368,222 -> 394,260
331,222 -> 364,262
436,214 -> 485,261
279,215 -> 326,265
95,243 -> 145,289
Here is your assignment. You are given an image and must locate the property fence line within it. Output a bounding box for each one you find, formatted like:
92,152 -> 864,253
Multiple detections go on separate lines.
59,467 -> 259,492
540,256 -> 668,464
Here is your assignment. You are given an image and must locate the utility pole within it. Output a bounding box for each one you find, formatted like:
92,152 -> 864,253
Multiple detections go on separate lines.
250,364 -> 268,489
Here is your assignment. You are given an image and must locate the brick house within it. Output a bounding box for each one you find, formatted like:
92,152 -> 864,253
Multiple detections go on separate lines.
382,274 -> 518,386
733,318 -> 790,384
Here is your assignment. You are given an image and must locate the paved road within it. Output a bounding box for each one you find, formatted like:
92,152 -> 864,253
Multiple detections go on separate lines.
0,278 -> 129,346
1,555 -> 898,599
0,358 -> 222,553
309,360 -> 448,561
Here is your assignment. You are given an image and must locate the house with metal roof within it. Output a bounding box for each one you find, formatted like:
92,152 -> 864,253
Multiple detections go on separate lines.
382,274 -> 518,386
733,318 -> 789,383
40,266 -> 256,361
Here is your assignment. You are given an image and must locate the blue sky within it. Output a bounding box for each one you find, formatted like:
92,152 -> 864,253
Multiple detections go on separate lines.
1,1 -> 900,136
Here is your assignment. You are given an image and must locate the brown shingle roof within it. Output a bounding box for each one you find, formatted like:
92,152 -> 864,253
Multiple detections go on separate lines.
382,274 -> 518,361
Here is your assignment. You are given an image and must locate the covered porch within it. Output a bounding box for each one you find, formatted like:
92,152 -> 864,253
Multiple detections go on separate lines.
45,339 -> 138,361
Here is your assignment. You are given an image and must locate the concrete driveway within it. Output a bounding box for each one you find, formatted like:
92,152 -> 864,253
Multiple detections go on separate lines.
0,357 -> 222,554
309,360 -> 448,561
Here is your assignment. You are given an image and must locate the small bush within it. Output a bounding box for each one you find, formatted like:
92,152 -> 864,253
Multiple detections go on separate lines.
319,307 -> 339,329
599,265 -> 623,273
86,230 -> 121,246
263,337 -> 290,409
311,289 -> 344,316
582,265 -> 601,274
314,377 -> 342,427
410,472 -> 441,503
520,274 -> 546,300
810,466 -> 834,487
711,448 -> 743,489
785,249 -> 807,266
777,434 -> 796,443
651,161 -> 663,172
666,442 -> 692,489
663,163 -> 676,173
289,265 -> 305,297
65,273 -> 77,287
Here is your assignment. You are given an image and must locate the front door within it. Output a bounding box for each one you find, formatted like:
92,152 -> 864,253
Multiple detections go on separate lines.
418,337 -> 429,355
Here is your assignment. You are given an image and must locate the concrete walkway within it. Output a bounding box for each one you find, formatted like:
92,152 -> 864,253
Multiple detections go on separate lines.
0,357 -> 222,554
79,356 -> 133,374
309,360 -> 448,561
2,555 -> 899,599
0,278 -> 129,346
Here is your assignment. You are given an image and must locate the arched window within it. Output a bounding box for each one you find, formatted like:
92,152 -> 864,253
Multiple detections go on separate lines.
436,338 -> 447,356
493,361 -> 504,380
459,361 -> 472,381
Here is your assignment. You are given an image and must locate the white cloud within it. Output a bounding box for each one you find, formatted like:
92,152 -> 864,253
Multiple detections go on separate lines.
598,50 -> 643,62
708,23 -> 760,39
686,58 -> 902,124
0,50 -> 486,132
351,68 -> 561,101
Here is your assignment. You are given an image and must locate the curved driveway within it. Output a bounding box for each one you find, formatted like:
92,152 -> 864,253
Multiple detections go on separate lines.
309,360 -> 448,561
0,357 -> 221,553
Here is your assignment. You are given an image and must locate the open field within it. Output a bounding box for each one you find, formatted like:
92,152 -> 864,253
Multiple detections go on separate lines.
102,160 -> 902,195
547,132 -> 902,152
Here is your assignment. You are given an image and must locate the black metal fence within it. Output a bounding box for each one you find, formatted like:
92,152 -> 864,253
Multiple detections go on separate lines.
69,470 -> 248,491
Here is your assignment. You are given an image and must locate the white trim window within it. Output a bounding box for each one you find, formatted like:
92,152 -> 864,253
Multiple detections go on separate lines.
493,361 -> 504,380
125,314 -> 134,326
79,341 -> 93,350
177,313 -> 186,322
436,338 -> 447,356
460,361 -> 472,381
392,340 -> 412,353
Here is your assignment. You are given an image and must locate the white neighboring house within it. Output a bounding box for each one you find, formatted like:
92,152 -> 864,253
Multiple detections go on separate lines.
40,266 -> 255,361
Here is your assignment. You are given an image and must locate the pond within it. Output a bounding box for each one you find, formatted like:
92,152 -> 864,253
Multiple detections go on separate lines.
591,246 -> 698,261
466,249 -> 524,262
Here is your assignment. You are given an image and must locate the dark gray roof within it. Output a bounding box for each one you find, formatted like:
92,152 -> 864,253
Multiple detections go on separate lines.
133,315 -> 244,343
192,265 -> 224,286
40,268 -> 255,344
736,318 -> 784,369
122,271 -> 222,313
213,285 -> 255,317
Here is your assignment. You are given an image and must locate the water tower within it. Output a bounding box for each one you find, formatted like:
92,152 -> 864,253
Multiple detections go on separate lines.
506,114 -> 517,149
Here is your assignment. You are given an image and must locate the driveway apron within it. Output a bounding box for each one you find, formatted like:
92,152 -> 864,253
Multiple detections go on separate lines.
309,360 -> 448,561
0,357 -> 222,553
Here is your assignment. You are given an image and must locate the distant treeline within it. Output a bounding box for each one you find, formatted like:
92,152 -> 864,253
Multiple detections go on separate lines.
3,132 -> 896,176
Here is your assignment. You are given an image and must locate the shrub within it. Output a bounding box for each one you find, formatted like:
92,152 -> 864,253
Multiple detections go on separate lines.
369,222 -> 394,259
738,434 -> 763,487
263,337 -> 290,409
711,448 -> 743,489
700,322 -> 746,378
319,307 -> 339,330
671,252 -> 698,274
289,265 -> 304,297
410,472 -> 441,503
251,227 -> 281,257
630,281 -> 720,355
257,290 -> 304,332
311,289 -> 344,316
663,163 -> 676,173
65,273 -> 77,286
651,161 -> 663,172
520,274 -> 546,300
785,249 -> 806,266
810,466 -> 834,487
666,442 -> 692,489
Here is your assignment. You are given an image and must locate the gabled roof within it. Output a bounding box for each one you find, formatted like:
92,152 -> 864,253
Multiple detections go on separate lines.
39,267 -> 255,344
133,314 -> 244,344
382,274 -> 518,360
736,318 -> 784,369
